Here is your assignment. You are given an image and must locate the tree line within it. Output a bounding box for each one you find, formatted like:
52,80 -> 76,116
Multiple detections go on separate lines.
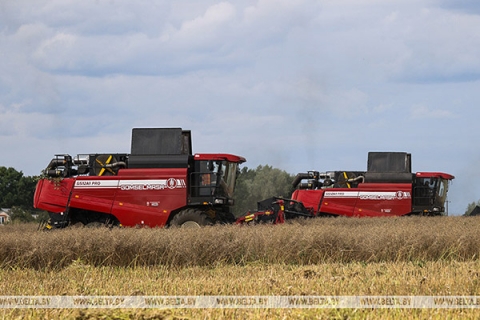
4,164 -> 475,220
0,166 -> 48,222
464,201 -> 480,216
233,165 -> 296,216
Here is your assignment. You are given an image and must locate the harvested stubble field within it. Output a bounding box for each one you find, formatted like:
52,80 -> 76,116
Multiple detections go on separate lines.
1,216 -> 480,319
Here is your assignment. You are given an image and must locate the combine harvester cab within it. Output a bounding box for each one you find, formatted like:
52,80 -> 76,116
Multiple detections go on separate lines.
34,128 -> 245,229
239,152 -> 454,224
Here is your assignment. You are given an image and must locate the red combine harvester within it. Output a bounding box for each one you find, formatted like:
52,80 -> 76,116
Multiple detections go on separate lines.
35,128 -> 454,228
34,128 -> 245,229
237,152 -> 454,224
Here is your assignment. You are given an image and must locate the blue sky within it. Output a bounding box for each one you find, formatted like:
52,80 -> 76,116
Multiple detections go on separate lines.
1,0 -> 480,215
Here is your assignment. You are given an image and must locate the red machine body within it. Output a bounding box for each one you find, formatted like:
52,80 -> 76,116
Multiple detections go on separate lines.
34,128 -> 246,228
35,168 -> 190,227
291,183 -> 412,217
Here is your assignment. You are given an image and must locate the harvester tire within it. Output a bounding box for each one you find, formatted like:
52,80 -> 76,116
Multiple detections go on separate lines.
170,209 -> 213,228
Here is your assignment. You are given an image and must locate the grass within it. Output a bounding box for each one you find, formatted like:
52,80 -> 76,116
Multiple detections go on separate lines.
1,216 -> 480,319
1,261 -> 480,319
2,260 -> 480,296
1,216 -> 480,269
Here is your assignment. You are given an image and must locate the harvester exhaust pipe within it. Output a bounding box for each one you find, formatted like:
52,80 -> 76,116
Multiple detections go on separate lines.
292,171 -> 321,189
46,157 -> 70,170
44,155 -> 73,178
292,173 -> 312,188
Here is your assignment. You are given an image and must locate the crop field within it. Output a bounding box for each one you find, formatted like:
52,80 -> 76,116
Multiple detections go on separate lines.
1,216 -> 480,319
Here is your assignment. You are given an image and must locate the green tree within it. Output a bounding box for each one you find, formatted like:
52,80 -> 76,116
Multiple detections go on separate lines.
464,201 -> 480,216
0,166 -> 38,209
9,206 -> 35,223
34,210 -> 50,222
233,165 -> 295,217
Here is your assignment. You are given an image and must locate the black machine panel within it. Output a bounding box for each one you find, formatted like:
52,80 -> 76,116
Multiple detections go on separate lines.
131,128 -> 192,155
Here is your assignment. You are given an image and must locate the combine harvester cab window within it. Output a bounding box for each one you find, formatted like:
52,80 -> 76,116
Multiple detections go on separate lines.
413,173 -> 454,214
217,161 -> 238,198
194,160 -> 239,199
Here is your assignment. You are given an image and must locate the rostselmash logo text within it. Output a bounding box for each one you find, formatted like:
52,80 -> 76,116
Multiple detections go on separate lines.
119,179 -> 185,191
120,184 -> 166,191
359,191 -> 411,201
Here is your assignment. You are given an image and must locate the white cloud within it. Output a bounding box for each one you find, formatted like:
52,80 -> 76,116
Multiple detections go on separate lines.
410,105 -> 455,119
373,104 -> 393,113
390,8 -> 480,82
179,2 -> 236,33
7,1 -> 319,77
0,108 -> 56,138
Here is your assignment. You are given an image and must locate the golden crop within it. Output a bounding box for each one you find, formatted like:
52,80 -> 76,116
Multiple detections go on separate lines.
1,216 -> 480,319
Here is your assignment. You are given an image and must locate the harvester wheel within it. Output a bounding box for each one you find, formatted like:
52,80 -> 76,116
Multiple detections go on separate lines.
170,209 -> 213,228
